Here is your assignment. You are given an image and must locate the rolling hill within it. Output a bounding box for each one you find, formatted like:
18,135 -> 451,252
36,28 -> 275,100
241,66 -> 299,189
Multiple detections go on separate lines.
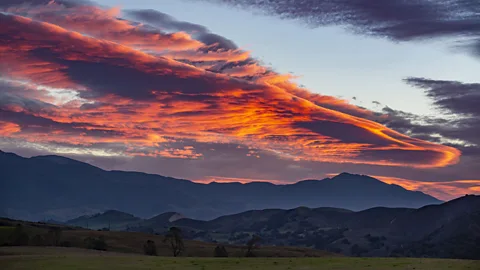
71,195 -> 480,259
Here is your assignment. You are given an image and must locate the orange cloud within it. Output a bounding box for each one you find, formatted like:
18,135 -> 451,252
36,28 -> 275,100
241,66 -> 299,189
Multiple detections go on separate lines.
7,4 -> 203,52
372,175 -> 480,201
0,121 -> 21,136
0,11 -> 461,167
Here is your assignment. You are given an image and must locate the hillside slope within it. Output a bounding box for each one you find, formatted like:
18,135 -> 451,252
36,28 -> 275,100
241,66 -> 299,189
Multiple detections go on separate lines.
64,195 -> 480,259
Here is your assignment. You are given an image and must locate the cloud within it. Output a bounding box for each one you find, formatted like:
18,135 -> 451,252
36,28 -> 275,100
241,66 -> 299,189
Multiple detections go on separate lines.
0,5 -> 462,169
380,78 -> 480,157
0,121 -> 20,136
126,8 -> 239,50
198,0 -> 480,57
5,4 -> 204,52
405,78 -> 480,117
372,175 -> 480,201
0,0 -> 92,8
125,9 -> 208,33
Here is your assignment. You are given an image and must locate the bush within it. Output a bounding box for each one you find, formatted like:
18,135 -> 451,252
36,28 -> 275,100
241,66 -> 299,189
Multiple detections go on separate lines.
350,244 -> 368,256
31,234 -> 46,246
46,228 -> 62,246
8,225 -> 29,246
143,240 -> 157,256
60,241 -> 72,247
84,236 -> 107,251
214,245 -> 228,257
245,251 -> 257,257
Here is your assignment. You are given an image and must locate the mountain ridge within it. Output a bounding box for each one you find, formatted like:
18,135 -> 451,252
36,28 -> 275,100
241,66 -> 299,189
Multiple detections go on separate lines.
1,150 -> 442,221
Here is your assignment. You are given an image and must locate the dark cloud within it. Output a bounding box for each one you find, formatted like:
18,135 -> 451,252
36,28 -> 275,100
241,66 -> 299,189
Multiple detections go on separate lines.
297,121 -> 393,146
126,9 -> 208,33
0,108 -> 124,138
380,78 -> 480,158
197,33 -> 238,50
199,0 -> 480,57
405,78 -> 480,117
0,81 -> 55,112
126,8 -> 238,50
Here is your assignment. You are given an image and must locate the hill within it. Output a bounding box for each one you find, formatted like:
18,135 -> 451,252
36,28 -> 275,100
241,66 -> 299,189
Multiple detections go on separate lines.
66,210 -> 142,231
0,217 -> 335,258
0,151 -> 441,221
71,196 -> 479,259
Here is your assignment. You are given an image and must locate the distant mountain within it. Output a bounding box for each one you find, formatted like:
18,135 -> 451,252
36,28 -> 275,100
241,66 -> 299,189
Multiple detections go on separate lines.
66,210 -> 142,230
1,151 -> 442,221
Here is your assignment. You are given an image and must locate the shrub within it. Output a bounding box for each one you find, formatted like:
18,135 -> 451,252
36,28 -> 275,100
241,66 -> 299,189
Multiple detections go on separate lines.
31,234 -> 46,246
245,251 -> 257,257
214,245 -> 228,257
8,225 -> 29,246
60,241 -> 72,247
46,228 -> 62,246
84,236 -> 107,251
143,240 -> 157,256
350,244 -> 368,256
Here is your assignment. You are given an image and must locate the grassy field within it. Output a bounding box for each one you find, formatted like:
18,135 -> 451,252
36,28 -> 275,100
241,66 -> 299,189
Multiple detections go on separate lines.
0,218 -> 336,257
0,247 -> 478,270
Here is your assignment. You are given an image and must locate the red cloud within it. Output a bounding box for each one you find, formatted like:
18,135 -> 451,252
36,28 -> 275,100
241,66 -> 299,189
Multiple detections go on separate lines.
0,121 -> 21,136
0,11 -> 460,168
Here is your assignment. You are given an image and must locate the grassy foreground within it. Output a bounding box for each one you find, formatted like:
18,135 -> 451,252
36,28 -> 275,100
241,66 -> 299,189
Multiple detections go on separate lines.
1,247 -> 478,270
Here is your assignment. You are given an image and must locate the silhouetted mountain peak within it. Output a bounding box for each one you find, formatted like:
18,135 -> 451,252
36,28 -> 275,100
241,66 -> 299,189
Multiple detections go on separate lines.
32,155 -> 86,165
0,150 -> 23,159
330,172 -> 377,182
102,210 -> 136,218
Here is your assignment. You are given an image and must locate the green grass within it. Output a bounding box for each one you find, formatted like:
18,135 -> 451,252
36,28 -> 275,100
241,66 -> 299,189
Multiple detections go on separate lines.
0,227 -> 15,245
0,247 -> 478,270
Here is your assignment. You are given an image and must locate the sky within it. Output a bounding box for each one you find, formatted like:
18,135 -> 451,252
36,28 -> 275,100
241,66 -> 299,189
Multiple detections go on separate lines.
0,0 -> 479,201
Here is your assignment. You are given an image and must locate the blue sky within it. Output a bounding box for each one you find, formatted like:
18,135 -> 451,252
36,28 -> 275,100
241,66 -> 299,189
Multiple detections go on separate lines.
97,0 -> 480,115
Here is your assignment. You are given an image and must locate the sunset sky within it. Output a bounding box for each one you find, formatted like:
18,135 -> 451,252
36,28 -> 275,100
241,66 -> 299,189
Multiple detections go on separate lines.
0,0 -> 479,200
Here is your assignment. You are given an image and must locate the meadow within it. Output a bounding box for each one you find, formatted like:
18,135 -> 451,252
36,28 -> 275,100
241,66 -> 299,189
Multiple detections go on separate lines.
1,247 -> 478,270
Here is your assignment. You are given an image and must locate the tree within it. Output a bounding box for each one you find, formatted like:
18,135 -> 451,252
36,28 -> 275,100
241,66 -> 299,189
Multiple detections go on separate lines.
143,240 -> 157,256
245,235 -> 262,257
350,244 -> 367,256
31,234 -> 46,246
214,245 -> 229,257
164,227 -> 184,257
84,236 -> 108,251
46,227 -> 62,246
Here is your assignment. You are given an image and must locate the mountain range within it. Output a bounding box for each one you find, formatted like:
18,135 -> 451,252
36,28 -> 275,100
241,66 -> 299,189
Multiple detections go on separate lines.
1,150 -> 442,221
64,195 -> 480,259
